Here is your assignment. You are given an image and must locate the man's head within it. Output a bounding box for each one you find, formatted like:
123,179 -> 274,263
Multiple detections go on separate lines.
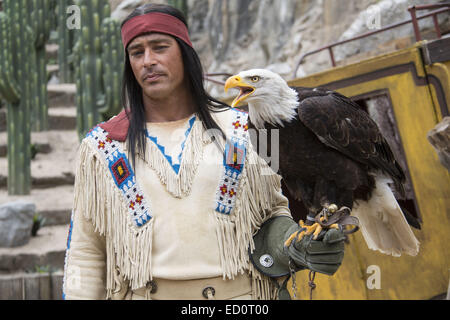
121,4 -> 193,103
126,32 -> 185,101
120,4 -> 230,168
121,5 -> 194,102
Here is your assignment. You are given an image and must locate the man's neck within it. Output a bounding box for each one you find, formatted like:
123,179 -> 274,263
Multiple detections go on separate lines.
143,89 -> 196,123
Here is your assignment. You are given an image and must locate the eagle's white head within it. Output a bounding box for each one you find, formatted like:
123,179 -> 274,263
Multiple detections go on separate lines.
224,69 -> 299,128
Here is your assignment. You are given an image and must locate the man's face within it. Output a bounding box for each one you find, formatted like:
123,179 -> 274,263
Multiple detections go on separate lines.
127,33 -> 185,100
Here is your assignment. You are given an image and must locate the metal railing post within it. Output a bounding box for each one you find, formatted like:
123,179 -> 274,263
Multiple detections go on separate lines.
432,14 -> 442,38
328,47 -> 336,67
408,6 -> 422,42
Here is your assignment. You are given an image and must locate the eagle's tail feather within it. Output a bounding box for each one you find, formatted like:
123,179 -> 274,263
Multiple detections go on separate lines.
352,175 -> 420,257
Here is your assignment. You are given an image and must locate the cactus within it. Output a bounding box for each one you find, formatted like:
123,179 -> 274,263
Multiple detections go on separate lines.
0,1 -> 34,195
57,0 -> 76,83
0,0 -> 55,194
168,0 -> 188,17
99,17 -> 124,120
74,0 -> 125,139
0,14 -> 20,103
28,0 -> 57,132
74,0 -> 111,139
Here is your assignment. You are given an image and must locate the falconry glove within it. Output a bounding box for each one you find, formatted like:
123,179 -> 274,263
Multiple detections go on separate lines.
285,226 -> 346,276
250,216 -> 346,278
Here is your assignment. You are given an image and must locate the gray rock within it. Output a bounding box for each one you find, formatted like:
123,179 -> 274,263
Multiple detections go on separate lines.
266,62 -> 292,79
198,0 -> 378,97
109,0 -> 448,97
0,202 -> 36,248
334,0 -> 449,61
111,0 -> 167,23
111,0 -> 145,22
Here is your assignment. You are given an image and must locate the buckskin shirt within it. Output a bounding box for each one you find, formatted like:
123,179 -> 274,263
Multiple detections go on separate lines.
63,108 -> 292,300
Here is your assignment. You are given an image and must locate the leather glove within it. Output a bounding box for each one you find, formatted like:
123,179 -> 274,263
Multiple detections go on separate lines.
284,225 -> 346,276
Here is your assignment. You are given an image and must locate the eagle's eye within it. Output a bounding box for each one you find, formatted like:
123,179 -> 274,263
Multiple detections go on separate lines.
250,76 -> 260,83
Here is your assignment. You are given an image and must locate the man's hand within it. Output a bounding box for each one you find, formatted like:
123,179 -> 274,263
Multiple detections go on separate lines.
284,227 -> 346,276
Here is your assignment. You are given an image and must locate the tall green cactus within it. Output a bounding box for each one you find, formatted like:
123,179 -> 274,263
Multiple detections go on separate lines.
74,0 -> 110,139
57,0 -> 76,83
0,1 -> 34,195
28,0 -> 57,132
74,0 -> 124,139
0,14 -> 20,103
99,17 -> 124,120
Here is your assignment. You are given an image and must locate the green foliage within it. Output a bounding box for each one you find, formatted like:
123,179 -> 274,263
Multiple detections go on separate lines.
34,265 -> 51,274
30,144 -> 38,160
31,213 -> 47,237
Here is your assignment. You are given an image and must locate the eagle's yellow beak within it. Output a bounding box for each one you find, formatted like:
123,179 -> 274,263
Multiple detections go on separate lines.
224,75 -> 255,107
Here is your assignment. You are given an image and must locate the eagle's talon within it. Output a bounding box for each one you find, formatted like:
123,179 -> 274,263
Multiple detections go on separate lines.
287,218 -> 334,245
284,230 -> 299,248
294,221 -> 322,241
312,224 -> 323,240
296,230 -> 306,242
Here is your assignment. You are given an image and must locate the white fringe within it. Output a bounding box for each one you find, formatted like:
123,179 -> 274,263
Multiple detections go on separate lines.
74,140 -> 155,296
214,142 -> 281,300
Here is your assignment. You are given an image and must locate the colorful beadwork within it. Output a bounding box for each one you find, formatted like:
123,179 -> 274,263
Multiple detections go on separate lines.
215,109 -> 249,215
86,126 -> 152,227
85,109 -> 247,221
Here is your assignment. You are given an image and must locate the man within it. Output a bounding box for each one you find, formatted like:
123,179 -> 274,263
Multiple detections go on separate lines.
63,3 -> 345,300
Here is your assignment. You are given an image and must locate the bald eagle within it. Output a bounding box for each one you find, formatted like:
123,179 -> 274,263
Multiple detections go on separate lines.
225,69 -> 420,257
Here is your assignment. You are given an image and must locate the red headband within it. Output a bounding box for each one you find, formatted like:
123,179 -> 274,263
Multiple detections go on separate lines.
121,12 -> 193,49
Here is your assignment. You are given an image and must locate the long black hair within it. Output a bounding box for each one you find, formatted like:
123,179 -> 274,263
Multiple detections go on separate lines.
121,3 -> 230,168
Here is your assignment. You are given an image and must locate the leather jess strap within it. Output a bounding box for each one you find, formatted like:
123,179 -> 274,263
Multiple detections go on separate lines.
315,206 -> 360,235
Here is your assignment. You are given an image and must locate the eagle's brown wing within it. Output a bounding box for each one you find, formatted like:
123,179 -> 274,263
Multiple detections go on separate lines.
294,87 -> 405,195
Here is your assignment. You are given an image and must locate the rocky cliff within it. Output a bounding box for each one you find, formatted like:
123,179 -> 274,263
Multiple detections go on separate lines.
110,0 -> 449,99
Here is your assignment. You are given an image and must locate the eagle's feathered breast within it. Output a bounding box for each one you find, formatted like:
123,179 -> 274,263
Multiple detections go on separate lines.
250,86 -> 406,213
251,113 -> 374,209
